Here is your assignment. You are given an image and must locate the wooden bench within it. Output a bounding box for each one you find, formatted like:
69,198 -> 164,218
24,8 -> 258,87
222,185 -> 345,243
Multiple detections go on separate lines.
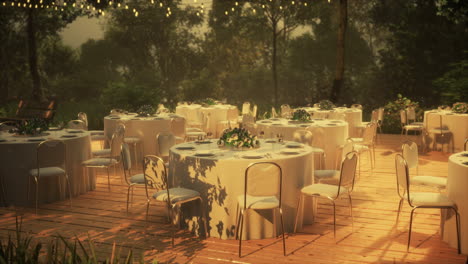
0,99 -> 57,123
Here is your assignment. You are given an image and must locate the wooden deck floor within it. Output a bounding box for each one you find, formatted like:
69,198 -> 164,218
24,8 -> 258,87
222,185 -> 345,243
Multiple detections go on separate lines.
1,134 -> 467,263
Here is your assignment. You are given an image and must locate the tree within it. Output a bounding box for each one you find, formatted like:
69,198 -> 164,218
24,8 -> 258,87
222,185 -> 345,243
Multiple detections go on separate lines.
330,0 -> 347,103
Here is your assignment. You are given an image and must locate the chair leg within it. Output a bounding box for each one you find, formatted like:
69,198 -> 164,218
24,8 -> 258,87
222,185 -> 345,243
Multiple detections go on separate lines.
293,194 -> 303,233
65,174 -> 72,207
234,203 -> 240,239
35,178 -> 39,215
396,198 -> 404,224
106,167 -> 111,191
332,201 -> 336,241
348,193 -> 354,232
454,209 -> 461,254
126,185 -> 132,213
279,207 -> 286,256
145,200 -> 150,222
407,208 -> 416,251
238,209 -> 245,258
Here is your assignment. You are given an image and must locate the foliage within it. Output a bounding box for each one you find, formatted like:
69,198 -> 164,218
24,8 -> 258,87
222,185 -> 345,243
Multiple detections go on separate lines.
0,217 -> 146,263
452,102 -> 468,114
13,118 -> 49,135
382,94 -> 421,134
291,109 -> 311,122
136,104 -> 155,117
217,127 -> 259,149
52,99 -> 107,130
100,82 -> 161,112
433,57 -> 468,104
318,100 -> 335,110
196,98 -> 217,106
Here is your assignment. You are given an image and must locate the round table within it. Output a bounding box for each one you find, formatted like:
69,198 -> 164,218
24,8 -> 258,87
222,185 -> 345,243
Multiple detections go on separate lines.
0,129 -> 95,206
424,110 -> 468,152
256,118 -> 348,169
443,151 -> 468,254
176,104 -> 239,137
301,107 -> 362,137
104,113 -> 186,157
169,139 -> 315,240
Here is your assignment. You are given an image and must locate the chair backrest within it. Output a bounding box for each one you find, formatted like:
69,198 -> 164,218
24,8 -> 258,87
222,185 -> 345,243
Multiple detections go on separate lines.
244,162 -> 282,208
377,108 -> 384,122
370,109 -> 379,122
307,127 -> 325,149
35,140 -> 66,174
337,141 -> 354,169
242,114 -> 255,125
351,104 -> 362,110
395,154 -> 410,203
77,112 -> 88,129
465,138 -> 468,151
242,102 -> 251,115
171,117 -> 186,138
143,155 -> 169,200
399,110 -> 408,125
402,141 -> 418,170
293,129 -> 313,146
67,120 -> 87,130
121,143 -> 132,184
203,112 -> 210,131
157,104 -> 169,114
280,104 -> 291,118
110,124 -> 125,159
271,107 -> 278,118
406,107 -> 416,121
337,151 -> 358,194
157,132 -> 176,157
252,104 -> 258,118
362,122 -> 377,144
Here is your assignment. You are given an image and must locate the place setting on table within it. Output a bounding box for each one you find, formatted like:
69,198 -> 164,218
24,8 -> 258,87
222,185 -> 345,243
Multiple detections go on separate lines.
168,127 -> 316,240
0,118 -> 95,206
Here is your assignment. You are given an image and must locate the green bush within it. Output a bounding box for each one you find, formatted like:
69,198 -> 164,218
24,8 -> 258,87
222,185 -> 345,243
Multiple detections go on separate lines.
100,82 -> 162,113
382,94 -> 422,134
53,100 -> 108,130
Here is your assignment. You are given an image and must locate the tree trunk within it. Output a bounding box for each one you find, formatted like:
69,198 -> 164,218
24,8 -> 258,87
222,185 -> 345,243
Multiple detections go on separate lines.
272,19 -> 279,107
27,9 -> 43,102
330,0 -> 347,103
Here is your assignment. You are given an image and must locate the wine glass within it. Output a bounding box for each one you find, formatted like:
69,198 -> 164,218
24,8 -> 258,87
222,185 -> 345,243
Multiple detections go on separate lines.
277,133 -> 283,144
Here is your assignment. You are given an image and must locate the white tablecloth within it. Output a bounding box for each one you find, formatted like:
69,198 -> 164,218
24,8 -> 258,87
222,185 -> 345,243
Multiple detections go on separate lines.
104,113 -> 186,157
176,104 -> 239,137
256,118 -> 348,169
169,140 -> 315,240
301,107 -> 362,137
0,130 -> 95,206
443,152 -> 468,254
424,110 -> 468,152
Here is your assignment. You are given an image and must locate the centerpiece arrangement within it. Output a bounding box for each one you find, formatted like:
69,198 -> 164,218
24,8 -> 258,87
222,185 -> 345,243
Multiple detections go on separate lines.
452,102 -> 468,113
291,109 -> 312,123
197,97 -> 217,107
318,100 -> 336,110
12,118 -> 49,136
136,104 -> 155,117
217,127 -> 260,149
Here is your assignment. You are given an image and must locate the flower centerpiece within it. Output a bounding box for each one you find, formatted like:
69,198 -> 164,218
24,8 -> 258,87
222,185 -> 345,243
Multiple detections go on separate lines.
217,127 -> 260,149
291,109 -> 312,122
136,105 -> 155,117
13,118 -> 49,136
318,100 -> 336,110
197,98 -> 217,107
452,102 -> 468,113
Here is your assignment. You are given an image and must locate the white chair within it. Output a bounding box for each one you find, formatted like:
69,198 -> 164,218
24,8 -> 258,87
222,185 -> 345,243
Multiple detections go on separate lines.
241,102 -> 251,116
402,141 -> 446,190
82,124 -> 125,190
465,138 -> 468,151
67,120 -> 87,130
28,140 -> 72,214
235,162 -> 285,257
314,141 -> 354,185
157,104 -> 170,114
293,129 -> 325,169
252,104 -> 258,120
427,114 -> 453,152
350,122 -> 377,172
400,108 -> 424,138
394,154 -> 460,253
280,104 -> 292,118
157,132 -> 176,165
377,107 -> 384,134
147,155 -> 208,241
78,112 -> 106,147
271,107 -> 279,118
356,109 -> 378,134
294,151 -> 358,238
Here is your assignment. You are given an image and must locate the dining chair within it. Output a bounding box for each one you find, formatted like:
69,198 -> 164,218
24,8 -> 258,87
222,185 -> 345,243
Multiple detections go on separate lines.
157,132 -> 176,166
78,112 -> 106,145
394,154 -> 460,253
400,108 -> 424,142
146,155 -> 208,242
356,109 -> 378,136
271,107 -> 279,118
314,141 -> 354,185
280,104 -> 292,118
82,124 -> 125,190
67,120 -> 87,130
427,114 -> 453,152
28,139 -> 72,214
294,151 -> 358,239
349,122 -> 377,173
377,107 -> 385,134
121,143 -> 146,213
293,129 -> 325,169
402,141 -> 446,190
241,102 -> 251,116
235,162 -> 285,257
252,104 -> 258,120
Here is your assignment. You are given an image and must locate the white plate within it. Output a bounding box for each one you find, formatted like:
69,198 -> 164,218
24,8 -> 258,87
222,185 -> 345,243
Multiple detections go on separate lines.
61,135 -> 77,138
286,142 -> 303,148
28,138 -> 45,142
280,150 -> 300,155
67,129 -> 84,133
241,154 -> 264,159
194,151 -> 215,157
176,146 -> 196,150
